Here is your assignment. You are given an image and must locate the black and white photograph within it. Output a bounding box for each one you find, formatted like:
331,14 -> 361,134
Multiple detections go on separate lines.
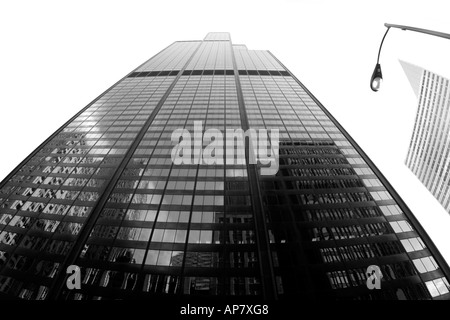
0,0 -> 449,315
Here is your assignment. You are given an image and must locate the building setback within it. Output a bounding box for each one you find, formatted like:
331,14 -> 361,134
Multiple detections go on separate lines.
402,60 -> 450,214
0,33 -> 449,301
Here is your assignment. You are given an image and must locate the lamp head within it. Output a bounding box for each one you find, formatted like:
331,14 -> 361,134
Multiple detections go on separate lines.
370,63 -> 383,92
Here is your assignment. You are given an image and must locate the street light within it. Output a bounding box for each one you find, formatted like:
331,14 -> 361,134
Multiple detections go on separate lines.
370,64 -> 383,92
371,23 -> 450,92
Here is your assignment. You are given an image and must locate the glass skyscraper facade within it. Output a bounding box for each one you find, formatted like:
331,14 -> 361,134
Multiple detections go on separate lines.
0,33 -> 449,301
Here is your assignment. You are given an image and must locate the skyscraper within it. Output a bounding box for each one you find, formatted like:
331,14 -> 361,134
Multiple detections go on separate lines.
402,60 -> 450,214
0,33 -> 449,301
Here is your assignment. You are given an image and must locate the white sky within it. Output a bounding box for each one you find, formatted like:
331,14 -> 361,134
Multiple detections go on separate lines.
1,0 -> 450,265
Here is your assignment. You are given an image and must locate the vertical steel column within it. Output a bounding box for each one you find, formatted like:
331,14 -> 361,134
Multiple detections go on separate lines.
229,43 -> 278,300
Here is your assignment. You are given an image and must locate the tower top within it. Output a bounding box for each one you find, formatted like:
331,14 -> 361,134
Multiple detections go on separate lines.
204,32 -> 231,41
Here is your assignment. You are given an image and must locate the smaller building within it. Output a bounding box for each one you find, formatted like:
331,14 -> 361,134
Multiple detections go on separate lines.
402,60 -> 450,213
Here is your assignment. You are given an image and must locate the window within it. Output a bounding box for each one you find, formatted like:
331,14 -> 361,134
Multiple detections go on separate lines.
379,205 -> 402,216
413,257 -> 439,273
426,277 -> 450,297
390,221 -> 413,233
401,237 -> 426,252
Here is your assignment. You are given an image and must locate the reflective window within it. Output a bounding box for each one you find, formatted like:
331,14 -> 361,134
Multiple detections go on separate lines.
413,257 -> 439,273
426,277 -> 450,297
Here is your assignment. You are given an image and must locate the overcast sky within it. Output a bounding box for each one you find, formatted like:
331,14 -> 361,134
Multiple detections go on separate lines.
1,0 -> 450,264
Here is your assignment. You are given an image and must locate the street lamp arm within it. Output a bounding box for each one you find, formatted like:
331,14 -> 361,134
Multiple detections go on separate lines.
376,27 -> 391,64
385,23 -> 450,40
